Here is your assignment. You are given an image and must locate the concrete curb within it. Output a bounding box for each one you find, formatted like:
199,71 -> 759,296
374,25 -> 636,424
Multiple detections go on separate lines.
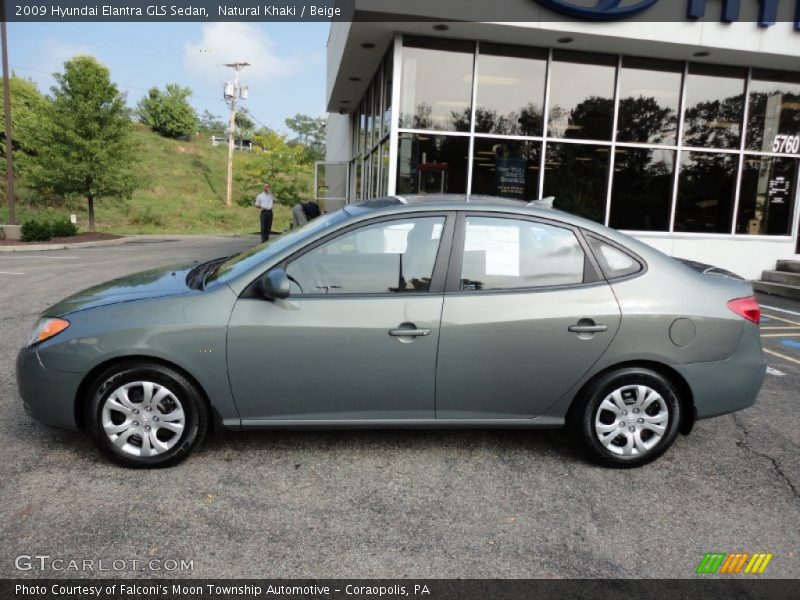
0,233 -> 261,252
0,237 -> 132,252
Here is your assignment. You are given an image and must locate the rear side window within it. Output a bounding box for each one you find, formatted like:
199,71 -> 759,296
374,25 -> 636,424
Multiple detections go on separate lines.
460,217 -> 587,291
586,235 -> 643,280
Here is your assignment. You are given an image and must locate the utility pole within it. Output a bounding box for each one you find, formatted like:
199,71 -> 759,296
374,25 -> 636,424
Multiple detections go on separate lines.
1,17 -> 15,225
223,62 -> 249,208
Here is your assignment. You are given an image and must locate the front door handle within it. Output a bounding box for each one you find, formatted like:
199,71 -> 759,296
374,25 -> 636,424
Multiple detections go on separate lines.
389,328 -> 431,337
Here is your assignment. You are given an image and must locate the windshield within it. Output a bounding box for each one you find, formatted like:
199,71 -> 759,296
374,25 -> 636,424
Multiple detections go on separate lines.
207,210 -> 349,284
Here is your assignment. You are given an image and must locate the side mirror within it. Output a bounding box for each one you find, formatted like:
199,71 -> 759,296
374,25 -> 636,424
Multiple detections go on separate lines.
259,269 -> 291,300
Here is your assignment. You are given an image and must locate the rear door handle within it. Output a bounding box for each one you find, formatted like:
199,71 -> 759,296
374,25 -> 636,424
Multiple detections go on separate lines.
389,328 -> 431,337
568,324 -> 608,333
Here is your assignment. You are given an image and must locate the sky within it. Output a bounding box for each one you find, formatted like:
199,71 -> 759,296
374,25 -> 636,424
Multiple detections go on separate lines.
7,21 -> 330,134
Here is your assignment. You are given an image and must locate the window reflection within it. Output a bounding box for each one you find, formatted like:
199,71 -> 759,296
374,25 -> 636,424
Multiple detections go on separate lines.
548,51 -> 616,141
609,148 -> 674,231
747,70 -> 800,153
617,57 -> 681,145
675,151 -> 737,233
683,64 -> 746,149
543,143 -> 610,223
397,133 -> 469,195
474,43 -> 547,136
737,156 -> 798,236
399,38 -> 474,132
471,138 -> 541,201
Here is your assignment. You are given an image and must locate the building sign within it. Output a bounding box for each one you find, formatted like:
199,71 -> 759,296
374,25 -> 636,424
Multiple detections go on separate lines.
535,0 -> 658,20
534,0 -> 800,29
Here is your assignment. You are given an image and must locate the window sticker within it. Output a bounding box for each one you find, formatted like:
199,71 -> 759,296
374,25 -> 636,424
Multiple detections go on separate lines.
485,225 -> 520,277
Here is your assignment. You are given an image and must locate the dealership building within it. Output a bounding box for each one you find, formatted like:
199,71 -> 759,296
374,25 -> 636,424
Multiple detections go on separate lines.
320,0 -> 800,280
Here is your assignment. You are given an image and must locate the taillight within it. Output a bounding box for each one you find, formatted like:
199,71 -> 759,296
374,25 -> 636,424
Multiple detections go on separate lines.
727,296 -> 761,325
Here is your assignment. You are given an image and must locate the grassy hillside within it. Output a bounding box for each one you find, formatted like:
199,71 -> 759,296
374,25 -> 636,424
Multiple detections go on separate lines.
0,126 -> 293,235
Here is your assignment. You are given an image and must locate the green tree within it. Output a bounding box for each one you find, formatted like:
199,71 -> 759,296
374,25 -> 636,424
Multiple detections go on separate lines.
236,129 -> 311,206
234,110 -> 255,140
284,113 -> 326,161
137,83 -> 199,139
0,75 -> 48,190
199,109 -> 226,137
28,56 -> 139,230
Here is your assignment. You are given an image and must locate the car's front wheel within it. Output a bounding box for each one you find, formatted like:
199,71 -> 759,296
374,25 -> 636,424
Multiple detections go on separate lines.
85,362 -> 208,467
572,367 -> 682,468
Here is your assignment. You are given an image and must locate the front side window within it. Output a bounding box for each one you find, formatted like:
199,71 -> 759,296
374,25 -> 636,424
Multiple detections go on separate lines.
460,217 -> 586,291
286,217 -> 445,295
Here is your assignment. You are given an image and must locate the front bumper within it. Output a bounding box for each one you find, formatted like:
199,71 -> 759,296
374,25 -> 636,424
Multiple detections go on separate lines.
674,323 -> 766,420
16,346 -> 83,431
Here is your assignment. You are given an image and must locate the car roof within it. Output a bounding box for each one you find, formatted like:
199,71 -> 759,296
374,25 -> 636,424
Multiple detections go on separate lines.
344,194 -> 601,231
341,194 -> 677,267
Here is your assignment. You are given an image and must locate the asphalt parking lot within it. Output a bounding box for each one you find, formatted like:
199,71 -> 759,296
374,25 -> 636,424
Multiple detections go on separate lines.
0,237 -> 798,579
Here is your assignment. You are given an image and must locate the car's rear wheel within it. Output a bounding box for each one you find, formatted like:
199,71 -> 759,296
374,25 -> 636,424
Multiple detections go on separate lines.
85,362 -> 208,468
572,367 -> 681,468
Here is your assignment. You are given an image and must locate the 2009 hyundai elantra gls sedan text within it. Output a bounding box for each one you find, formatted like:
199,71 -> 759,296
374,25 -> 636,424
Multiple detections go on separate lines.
16,196 -> 766,468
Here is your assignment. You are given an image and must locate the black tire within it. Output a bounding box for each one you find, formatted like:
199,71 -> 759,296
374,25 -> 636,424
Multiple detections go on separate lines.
84,361 -> 208,468
570,367 -> 682,468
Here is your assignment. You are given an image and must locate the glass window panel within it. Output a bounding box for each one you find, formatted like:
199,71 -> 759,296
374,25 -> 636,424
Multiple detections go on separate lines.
474,43 -> 547,136
747,69 -> 800,153
286,217 -> 445,295
609,148 -> 675,231
587,236 -> 643,279
548,51 -> 617,141
399,37 -> 475,132
396,133 -> 469,195
617,57 -> 682,145
366,86 -> 374,150
675,151 -> 738,233
380,140 -> 390,196
470,138 -> 541,201
683,64 -> 746,149
376,67 -> 384,140
383,51 -> 393,133
371,151 -> 379,198
737,156 -> 797,236
543,143 -> 610,223
354,160 -> 362,201
359,100 -> 367,155
352,112 -> 359,157
460,217 -> 586,291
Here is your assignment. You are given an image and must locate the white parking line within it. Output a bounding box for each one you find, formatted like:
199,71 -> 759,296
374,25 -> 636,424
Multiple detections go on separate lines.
766,367 -> 785,377
0,271 -> 24,275
762,313 -> 800,327
764,348 -> 800,366
761,304 -> 800,317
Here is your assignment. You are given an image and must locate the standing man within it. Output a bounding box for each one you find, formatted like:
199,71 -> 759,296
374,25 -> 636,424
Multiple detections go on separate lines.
254,182 -> 275,242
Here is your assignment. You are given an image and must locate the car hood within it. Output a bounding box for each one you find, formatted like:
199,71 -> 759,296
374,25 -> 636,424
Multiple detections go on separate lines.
45,263 -> 197,316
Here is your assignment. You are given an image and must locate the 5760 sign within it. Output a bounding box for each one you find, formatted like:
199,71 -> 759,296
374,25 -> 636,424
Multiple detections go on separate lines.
772,134 -> 800,154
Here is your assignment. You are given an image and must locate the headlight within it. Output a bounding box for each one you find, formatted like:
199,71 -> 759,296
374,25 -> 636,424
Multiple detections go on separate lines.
28,318 -> 70,346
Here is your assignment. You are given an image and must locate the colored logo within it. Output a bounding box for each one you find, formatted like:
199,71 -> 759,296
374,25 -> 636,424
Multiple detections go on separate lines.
535,0 -> 659,20
696,552 -> 774,574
